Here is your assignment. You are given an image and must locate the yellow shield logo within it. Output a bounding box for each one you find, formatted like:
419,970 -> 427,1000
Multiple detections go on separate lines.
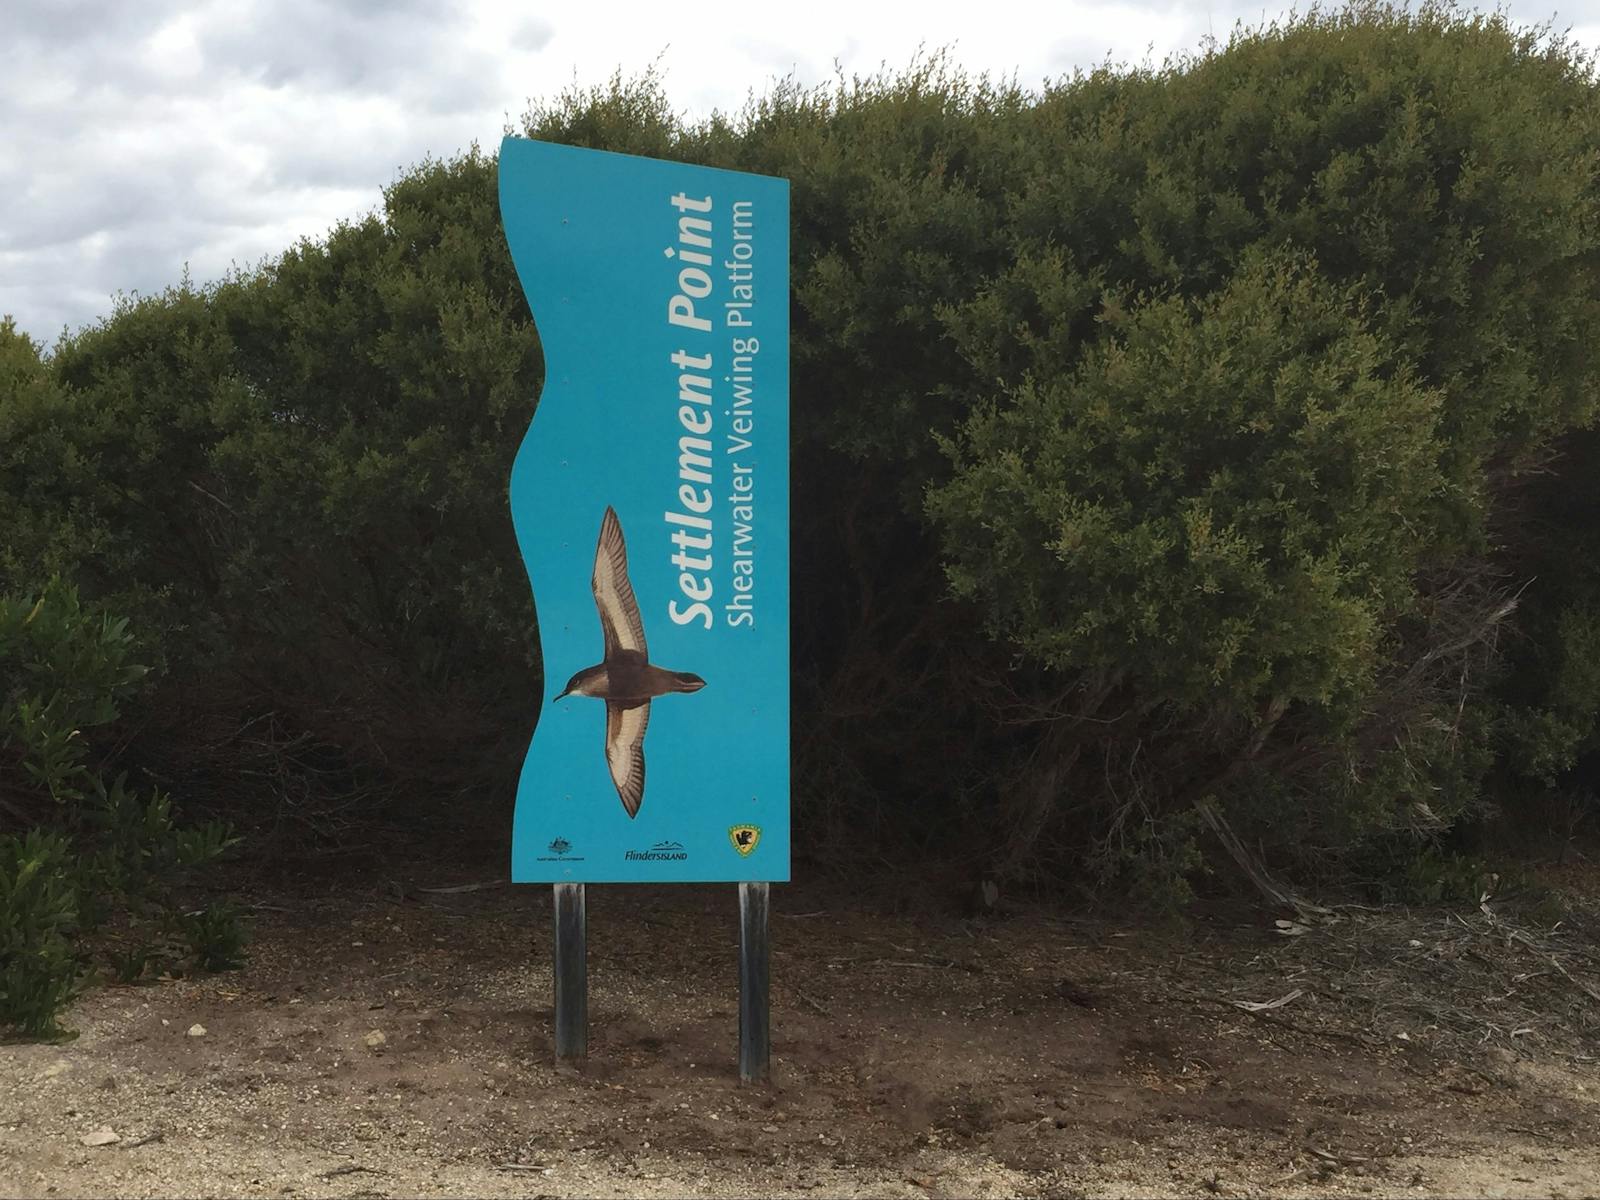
728,825 -> 761,856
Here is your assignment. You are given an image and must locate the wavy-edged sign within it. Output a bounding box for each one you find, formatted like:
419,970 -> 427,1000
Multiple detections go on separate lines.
499,137 -> 790,883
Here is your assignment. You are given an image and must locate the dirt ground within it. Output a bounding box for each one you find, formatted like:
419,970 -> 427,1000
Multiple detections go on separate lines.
4,848 -> 1599,1199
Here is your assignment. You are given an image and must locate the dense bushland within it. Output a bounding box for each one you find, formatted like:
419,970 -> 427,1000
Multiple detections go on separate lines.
4,5 -> 1600,919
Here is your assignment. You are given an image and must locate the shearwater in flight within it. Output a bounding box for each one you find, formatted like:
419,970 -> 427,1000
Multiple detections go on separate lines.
554,506 -> 706,817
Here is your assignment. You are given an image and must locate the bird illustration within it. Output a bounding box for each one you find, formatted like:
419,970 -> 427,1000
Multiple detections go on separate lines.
555,506 -> 706,817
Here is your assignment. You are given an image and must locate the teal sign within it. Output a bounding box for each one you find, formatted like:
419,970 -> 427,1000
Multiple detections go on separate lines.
500,138 -> 790,883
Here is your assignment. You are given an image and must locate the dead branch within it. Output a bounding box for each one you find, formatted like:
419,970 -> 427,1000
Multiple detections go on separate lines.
1194,799 -> 1333,921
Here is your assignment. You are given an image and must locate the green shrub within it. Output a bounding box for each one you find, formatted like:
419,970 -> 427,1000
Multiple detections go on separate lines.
179,901 -> 248,973
0,831 -> 80,1039
932,250 -> 1440,718
0,583 -> 242,1037
1,578 -> 148,812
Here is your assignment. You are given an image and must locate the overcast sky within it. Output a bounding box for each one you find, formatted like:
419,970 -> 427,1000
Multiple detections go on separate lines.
4,0 -> 1597,347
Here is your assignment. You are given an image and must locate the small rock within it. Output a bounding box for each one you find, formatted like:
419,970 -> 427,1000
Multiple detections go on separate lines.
80,1128 -> 120,1147
364,1029 -> 387,1049
186,1024 -> 207,1038
762,1124 -> 779,1134
35,1061 -> 70,1081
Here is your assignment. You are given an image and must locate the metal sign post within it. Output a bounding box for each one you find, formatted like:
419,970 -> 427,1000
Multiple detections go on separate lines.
553,883 -> 587,1060
738,881 -> 770,1083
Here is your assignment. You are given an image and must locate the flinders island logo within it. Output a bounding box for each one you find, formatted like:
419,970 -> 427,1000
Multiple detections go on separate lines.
728,825 -> 761,857
625,840 -> 688,862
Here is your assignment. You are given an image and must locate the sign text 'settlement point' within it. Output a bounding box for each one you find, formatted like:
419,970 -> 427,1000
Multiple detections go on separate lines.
665,192 -> 717,630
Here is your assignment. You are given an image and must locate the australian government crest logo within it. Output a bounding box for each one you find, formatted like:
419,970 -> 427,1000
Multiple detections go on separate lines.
728,825 -> 761,857
537,837 -> 583,863
624,840 -> 689,862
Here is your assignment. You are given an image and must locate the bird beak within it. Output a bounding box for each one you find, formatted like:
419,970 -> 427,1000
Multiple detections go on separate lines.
554,687 -> 571,701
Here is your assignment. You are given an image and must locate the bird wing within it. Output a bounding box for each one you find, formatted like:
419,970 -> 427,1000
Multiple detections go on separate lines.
604,699 -> 650,818
592,506 -> 647,658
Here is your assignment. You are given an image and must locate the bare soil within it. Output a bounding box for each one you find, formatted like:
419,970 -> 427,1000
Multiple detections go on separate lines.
4,849 -> 1599,1199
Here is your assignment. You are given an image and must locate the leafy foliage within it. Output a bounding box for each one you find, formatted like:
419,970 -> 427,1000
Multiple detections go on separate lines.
0,582 -> 242,1037
0,831 -> 80,1038
932,250 -> 1442,715
179,901 -> 248,973
1,579 -> 147,814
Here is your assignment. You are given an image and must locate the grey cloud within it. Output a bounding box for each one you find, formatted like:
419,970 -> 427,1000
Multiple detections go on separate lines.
0,111 -> 269,255
4,0 -> 186,51
0,177 -> 175,256
731,35 -> 831,80
1042,32 -> 1122,75
268,133 -> 418,192
2,5 -> 227,116
191,0 -> 503,110
1,0 -> 203,103
1,0 -> 527,344
512,16 -> 555,53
